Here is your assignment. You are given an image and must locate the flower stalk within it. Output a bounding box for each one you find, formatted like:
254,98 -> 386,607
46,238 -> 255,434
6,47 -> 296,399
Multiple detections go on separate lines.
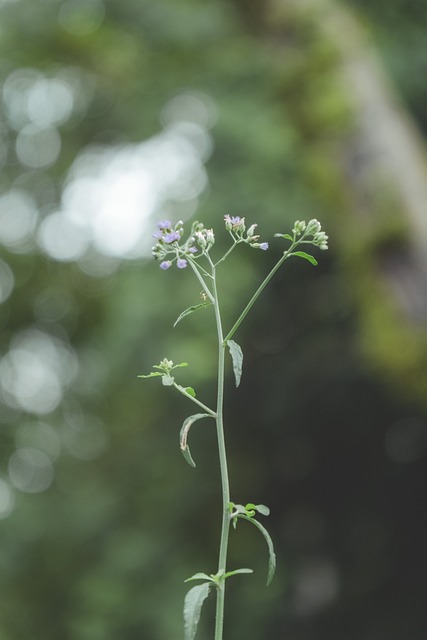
140,215 -> 328,640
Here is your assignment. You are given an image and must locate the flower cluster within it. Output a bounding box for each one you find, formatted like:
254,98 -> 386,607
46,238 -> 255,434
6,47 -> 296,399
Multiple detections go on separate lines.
191,221 -> 215,251
292,219 -> 328,250
152,213 -> 301,272
152,219 -> 219,270
224,215 -> 268,251
152,220 -> 195,270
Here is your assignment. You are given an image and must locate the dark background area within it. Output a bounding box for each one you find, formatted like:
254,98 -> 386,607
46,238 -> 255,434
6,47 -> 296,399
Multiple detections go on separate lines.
1,0 -> 427,638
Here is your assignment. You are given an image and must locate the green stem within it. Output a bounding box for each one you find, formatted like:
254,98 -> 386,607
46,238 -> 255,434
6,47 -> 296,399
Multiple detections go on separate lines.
187,257 -> 215,303
211,265 -> 231,640
214,239 -> 240,268
172,383 -> 216,417
224,245 -> 297,343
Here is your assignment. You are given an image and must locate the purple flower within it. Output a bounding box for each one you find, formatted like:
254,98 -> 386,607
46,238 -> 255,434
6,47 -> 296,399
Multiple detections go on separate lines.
160,261 -> 172,270
177,258 -> 187,269
259,242 -> 269,250
158,220 -> 172,230
152,230 -> 164,239
188,246 -> 198,254
224,214 -> 245,233
163,231 -> 180,244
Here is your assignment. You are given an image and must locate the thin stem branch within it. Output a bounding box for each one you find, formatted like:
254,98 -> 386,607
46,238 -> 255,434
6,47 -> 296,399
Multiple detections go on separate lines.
187,257 -> 215,303
224,244 -> 298,343
213,239 -> 240,268
172,383 -> 216,416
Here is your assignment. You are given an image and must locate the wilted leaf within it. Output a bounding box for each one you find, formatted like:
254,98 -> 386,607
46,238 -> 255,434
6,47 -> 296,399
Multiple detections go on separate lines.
179,413 -> 214,468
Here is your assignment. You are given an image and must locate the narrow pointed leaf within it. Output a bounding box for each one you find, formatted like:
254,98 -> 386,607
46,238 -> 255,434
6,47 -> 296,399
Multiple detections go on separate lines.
290,251 -> 318,266
137,372 -> 163,379
274,233 -> 293,240
183,582 -> 211,640
227,339 -> 243,387
179,413 -> 213,468
240,515 -> 276,585
224,568 -> 254,579
174,302 -> 212,328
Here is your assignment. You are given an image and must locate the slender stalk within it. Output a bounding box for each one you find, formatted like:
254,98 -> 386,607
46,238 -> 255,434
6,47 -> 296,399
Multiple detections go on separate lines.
188,257 -> 215,303
172,383 -> 216,417
224,246 -> 296,343
211,264 -> 231,640
214,239 -> 239,268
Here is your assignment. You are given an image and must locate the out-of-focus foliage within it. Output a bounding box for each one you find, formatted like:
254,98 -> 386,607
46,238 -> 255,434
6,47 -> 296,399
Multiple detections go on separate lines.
1,0 -> 427,639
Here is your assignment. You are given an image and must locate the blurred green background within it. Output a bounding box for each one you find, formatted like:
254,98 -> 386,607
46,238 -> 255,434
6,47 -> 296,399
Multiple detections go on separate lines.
1,0 -> 427,638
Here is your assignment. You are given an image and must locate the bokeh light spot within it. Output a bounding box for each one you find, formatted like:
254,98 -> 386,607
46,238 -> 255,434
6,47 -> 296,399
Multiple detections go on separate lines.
27,78 -> 74,127
0,189 -> 38,252
37,211 -> 90,261
0,328 -> 79,415
16,124 -> 61,169
8,448 -> 54,493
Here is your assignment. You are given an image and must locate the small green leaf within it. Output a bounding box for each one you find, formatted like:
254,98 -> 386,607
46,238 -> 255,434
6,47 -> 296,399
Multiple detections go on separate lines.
174,302 -> 212,328
180,413 -> 214,468
255,504 -> 270,517
239,515 -> 276,586
162,374 -> 174,386
184,582 -> 211,640
185,573 -> 214,583
227,339 -> 243,387
232,504 -> 247,515
274,233 -> 293,241
290,251 -> 318,266
184,387 -> 196,397
224,568 -> 253,579
174,362 -> 189,368
137,372 -> 163,379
